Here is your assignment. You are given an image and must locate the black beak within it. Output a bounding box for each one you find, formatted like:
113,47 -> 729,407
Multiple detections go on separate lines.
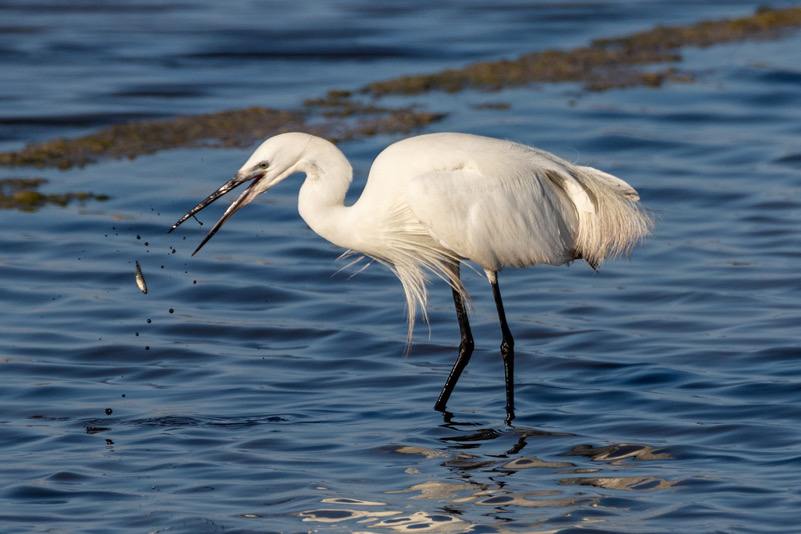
169,173 -> 265,256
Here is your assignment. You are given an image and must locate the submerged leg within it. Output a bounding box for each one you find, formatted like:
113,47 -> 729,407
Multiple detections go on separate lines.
489,272 -> 515,423
434,266 -> 474,413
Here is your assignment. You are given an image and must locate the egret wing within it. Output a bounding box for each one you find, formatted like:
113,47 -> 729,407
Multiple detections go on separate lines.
405,168 -> 579,272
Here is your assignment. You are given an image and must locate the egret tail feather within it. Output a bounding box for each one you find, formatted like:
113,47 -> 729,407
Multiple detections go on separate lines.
569,166 -> 653,269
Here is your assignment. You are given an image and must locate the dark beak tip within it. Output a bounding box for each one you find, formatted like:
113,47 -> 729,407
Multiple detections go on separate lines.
171,172 -> 254,258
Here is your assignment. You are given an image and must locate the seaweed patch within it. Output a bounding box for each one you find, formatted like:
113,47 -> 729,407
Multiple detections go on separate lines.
364,6 -> 801,95
0,177 -> 109,211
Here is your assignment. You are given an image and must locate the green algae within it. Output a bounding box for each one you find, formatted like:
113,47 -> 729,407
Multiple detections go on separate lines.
0,107 -> 306,170
1,6 -> 800,170
362,46 -> 682,96
593,5 -> 801,51
304,89 -> 390,118
364,6 -> 801,96
346,108 -> 446,139
0,177 -> 109,211
0,103 -> 443,170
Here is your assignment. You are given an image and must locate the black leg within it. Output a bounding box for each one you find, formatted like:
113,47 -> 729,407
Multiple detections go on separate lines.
489,272 -> 515,423
434,265 -> 474,413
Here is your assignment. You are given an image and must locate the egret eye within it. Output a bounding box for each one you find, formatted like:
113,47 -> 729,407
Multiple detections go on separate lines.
258,161 -> 269,170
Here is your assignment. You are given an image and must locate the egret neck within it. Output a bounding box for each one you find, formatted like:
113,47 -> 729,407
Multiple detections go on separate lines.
295,143 -> 362,253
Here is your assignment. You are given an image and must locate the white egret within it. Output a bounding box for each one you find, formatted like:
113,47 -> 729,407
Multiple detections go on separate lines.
170,132 -> 652,422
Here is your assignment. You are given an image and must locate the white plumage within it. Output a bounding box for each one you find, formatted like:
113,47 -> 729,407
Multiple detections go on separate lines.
171,131 -> 652,421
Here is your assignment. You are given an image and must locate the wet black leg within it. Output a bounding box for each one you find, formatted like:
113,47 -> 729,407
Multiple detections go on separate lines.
490,273 -> 515,423
434,266 -> 474,413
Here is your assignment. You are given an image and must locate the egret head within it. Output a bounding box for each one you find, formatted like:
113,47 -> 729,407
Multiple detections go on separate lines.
169,133 -> 319,255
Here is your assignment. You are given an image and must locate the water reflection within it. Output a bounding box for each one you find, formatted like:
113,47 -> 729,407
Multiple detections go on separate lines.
300,504 -> 468,532
562,443 -> 673,463
561,476 -> 678,491
300,424 -> 676,531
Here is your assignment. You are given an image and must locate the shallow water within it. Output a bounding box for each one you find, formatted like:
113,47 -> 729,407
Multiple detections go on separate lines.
2,1 -> 801,533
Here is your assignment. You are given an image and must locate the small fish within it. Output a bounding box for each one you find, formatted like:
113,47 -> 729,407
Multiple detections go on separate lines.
135,261 -> 148,294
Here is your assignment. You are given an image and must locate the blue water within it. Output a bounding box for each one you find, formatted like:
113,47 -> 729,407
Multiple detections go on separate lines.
2,1 -> 801,533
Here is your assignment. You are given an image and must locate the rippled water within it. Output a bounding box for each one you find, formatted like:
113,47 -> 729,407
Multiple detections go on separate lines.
2,1 -> 801,533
